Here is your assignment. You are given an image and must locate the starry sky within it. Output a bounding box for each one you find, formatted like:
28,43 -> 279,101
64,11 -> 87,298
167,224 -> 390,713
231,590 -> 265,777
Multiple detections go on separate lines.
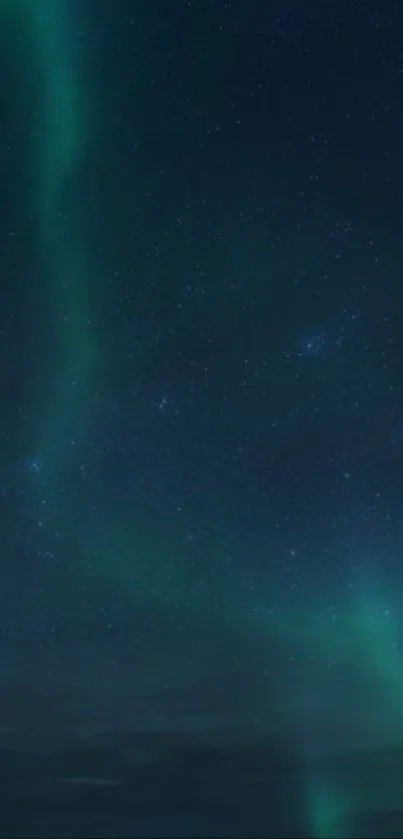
1,0 -> 403,836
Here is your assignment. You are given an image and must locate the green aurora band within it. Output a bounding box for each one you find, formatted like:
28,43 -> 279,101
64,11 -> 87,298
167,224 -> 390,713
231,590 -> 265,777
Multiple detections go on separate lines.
7,0 -> 98,494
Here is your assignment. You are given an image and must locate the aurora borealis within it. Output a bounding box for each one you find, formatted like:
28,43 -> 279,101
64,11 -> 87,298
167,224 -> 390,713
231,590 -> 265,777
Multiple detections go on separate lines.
1,0 -> 403,836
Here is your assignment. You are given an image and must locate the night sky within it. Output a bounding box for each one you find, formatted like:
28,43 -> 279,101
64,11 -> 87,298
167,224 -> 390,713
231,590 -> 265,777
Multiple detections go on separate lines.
1,0 -> 403,836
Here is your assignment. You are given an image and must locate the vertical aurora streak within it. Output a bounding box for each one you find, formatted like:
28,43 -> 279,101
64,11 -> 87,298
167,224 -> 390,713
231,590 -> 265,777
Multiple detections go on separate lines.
9,0 -> 97,493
